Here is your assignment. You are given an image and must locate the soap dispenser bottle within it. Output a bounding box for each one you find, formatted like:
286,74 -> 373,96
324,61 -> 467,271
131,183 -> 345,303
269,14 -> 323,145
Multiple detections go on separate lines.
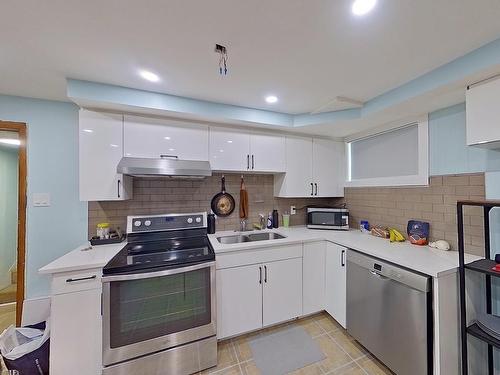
267,212 -> 273,229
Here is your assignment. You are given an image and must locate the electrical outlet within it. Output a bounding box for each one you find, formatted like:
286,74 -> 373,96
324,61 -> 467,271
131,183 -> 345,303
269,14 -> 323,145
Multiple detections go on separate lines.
290,205 -> 296,215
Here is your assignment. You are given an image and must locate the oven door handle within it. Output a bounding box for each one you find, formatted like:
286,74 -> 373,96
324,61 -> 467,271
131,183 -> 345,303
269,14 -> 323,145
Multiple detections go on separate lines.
101,261 -> 215,282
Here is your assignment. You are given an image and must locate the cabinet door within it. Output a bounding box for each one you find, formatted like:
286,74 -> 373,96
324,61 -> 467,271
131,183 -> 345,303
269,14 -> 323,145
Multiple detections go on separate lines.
312,139 -> 345,197
250,133 -> 286,172
124,116 -> 209,161
79,110 -> 132,201
210,128 -> 250,171
325,243 -> 347,328
263,257 -> 303,326
303,242 -> 326,315
51,288 -> 102,375
216,265 -> 262,339
274,137 -> 313,197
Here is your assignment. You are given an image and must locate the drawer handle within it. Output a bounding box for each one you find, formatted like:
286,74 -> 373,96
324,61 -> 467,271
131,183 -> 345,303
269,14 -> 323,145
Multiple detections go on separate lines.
264,265 -> 268,283
66,275 -> 97,283
259,266 -> 262,284
160,154 -> 179,159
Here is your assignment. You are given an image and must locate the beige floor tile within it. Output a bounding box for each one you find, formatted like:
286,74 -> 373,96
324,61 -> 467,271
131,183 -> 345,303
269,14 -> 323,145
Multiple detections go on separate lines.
357,356 -> 394,375
201,364 -> 242,375
295,315 -> 324,338
314,334 -> 352,373
240,360 -> 260,375
202,340 -> 238,373
314,313 -> 342,333
327,361 -> 366,375
0,303 -> 16,332
329,330 -> 367,360
232,331 -> 259,362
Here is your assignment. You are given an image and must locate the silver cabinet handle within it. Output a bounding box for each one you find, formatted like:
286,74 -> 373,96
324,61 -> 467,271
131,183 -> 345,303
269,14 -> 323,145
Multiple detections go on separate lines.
264,265 -> 268,283
160,154 -> 179,159
252,155 -> 254,170
247,154 -> 250,170
259,266 -> 262,284
369,270 -> 388,280
310,183 -> 314,196
341,249 -> 345,267
66,275 -> 97,283
117,179 -> 121,198
314,183 -> 318,196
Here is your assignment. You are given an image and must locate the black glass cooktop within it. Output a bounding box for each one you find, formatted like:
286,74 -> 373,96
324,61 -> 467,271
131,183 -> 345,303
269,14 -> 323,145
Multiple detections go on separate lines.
103,231 -> 214,275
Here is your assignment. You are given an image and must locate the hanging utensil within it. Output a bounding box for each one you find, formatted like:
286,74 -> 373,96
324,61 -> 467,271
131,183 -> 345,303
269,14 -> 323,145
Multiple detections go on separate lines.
211,175 -> 235,217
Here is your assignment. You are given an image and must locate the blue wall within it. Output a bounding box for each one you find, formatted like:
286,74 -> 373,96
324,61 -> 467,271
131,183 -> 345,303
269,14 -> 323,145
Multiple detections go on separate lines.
429,103 -> 500,176
0,95 -> 87,299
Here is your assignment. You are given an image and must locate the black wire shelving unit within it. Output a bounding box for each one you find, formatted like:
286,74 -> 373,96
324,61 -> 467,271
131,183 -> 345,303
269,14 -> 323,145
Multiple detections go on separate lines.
458,200 -> 500,375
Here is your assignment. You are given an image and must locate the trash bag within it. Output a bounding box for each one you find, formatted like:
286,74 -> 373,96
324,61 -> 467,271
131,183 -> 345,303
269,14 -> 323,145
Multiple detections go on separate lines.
0,321 -> 50,375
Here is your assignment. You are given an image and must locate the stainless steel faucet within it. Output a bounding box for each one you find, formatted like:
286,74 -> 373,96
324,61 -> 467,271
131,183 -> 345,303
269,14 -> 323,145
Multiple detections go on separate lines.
239,218 -> 248,232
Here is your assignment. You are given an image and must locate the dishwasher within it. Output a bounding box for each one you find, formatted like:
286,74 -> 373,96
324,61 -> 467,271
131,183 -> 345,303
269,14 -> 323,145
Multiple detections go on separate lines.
346,250 -> 432,375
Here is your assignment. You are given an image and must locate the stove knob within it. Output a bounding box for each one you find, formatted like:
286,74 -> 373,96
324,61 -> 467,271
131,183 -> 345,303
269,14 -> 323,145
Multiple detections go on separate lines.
144,220 -> 152,227
134,220 -> 142,227
195,217 -> 202,223
187,217 -> 193,224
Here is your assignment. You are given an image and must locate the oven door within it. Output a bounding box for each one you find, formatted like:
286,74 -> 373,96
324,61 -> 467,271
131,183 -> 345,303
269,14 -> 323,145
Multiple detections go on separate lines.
307,209 -> 348,229
102,261 -> 216,366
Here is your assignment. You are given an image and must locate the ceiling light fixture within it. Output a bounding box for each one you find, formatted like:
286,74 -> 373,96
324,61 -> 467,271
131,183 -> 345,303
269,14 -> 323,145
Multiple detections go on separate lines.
352,0 -> 376,16
0,139 -> 20,146
82,129 -> 93,133
139,70 -> 160,82
265,95 -> 278,104
164,136 -> 171,140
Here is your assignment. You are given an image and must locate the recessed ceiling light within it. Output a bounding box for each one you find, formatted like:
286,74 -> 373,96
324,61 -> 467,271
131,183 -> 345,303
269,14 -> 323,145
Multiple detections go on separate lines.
0,139 -> 20,146
219,149 -> 224,153
227,140 -> 233,143
83,129 -> 93,133
164,136 -> 171,140
169,148 -> 175,151
139,69 -> 160,82
352,0 -> 376,16
265,95 -> 278,104
110,144 -> 119,148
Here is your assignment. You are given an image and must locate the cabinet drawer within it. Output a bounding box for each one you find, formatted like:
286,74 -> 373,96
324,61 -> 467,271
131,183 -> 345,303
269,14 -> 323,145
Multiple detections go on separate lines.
216,244 -> 302,270
51,269 -> 102,295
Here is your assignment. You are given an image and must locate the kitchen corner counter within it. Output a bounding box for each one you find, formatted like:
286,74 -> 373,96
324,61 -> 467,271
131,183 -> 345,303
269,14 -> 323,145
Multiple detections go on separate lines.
209,226 -> 481,278
39,241 -> 126,275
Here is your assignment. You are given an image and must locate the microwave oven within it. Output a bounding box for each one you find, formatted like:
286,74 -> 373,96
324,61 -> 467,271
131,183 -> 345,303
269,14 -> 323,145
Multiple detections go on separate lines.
307,207 -> 349,230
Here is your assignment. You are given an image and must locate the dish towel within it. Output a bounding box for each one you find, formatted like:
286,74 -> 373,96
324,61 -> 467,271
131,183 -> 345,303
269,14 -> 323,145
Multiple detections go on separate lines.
239,176 -> 249,219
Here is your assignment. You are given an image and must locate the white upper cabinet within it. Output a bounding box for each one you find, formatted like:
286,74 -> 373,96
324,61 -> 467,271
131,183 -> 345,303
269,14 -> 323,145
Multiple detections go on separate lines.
209,128 -> 250,171
466,77 -> 500,147
123,116 -> 209,160
79,110 -> 132,201
274,136 -> 344,197
210,127 -> 285,172
313,138 -> 345,197
250,133 -> 286,172
274,136 -> 313,197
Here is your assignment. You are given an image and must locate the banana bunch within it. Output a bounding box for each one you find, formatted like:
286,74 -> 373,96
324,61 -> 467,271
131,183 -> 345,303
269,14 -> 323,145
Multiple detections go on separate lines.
388,228 -> 405,243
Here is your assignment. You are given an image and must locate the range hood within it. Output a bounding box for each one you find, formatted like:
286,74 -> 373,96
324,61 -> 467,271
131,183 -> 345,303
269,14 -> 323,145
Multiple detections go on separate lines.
117,157 -> 212,178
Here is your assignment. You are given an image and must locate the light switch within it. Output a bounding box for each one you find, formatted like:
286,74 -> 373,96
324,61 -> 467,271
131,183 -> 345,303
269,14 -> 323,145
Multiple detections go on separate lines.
33,193 -> 51,207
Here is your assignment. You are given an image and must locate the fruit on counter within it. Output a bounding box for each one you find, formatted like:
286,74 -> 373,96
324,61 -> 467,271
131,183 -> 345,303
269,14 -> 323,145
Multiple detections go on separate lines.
388,228 -> 406,243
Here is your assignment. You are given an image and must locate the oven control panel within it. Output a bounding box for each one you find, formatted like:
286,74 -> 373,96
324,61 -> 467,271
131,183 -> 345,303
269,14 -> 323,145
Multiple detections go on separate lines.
127,212 -> 207,233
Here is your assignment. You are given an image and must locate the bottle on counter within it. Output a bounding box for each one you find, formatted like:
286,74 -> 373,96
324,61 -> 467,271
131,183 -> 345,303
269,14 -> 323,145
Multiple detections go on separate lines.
207,213 -> 216,234
267,212 -> 273,229
272,209 -> 279,228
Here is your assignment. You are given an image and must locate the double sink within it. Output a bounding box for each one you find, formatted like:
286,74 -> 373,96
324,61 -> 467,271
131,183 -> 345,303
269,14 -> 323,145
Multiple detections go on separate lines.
217,232 -> 286,244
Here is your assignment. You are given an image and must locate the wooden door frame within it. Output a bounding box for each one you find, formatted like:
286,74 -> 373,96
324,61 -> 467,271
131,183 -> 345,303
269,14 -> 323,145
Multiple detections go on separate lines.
0,121 -> 27,326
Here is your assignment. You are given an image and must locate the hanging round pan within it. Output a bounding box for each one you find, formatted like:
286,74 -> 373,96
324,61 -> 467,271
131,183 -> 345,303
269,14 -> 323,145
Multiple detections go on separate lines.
211,175 -> 235,217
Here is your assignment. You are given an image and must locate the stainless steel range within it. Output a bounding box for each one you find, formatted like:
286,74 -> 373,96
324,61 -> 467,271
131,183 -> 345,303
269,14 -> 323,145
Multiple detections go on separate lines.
101,212 -> 217,375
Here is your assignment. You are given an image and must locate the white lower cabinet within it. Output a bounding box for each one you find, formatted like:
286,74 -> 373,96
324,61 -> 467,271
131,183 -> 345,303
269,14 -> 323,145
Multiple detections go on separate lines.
325,242 -> 347,328
216,264 -> 263,339
303,242 -> 326,315
51,287 -> 102,375
216,254 -> 303,339
262,258 -> 302,326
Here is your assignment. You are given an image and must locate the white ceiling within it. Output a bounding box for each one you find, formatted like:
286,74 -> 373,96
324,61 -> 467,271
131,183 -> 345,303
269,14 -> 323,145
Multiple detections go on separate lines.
1,0 -> 500,115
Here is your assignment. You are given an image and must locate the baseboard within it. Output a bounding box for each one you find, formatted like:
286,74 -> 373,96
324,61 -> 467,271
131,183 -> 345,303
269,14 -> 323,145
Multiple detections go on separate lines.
21,296 -> 50,326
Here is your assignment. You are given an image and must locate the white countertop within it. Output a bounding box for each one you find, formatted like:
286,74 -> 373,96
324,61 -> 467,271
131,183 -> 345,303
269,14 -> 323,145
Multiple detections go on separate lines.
39,241 -> 126,275
209,226 -> 481,278
39,226 -> 481,278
